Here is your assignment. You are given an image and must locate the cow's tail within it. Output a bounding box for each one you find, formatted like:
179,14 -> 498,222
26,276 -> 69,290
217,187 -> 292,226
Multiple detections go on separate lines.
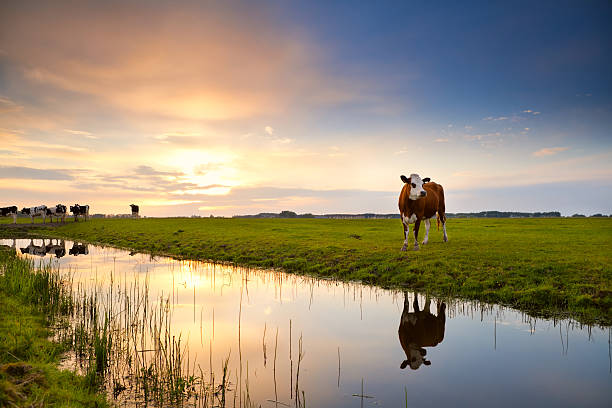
436,213 -> 441,231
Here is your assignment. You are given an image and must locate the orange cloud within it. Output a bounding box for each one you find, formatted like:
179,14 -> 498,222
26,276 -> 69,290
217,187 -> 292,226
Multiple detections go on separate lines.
532,147 -> 568,157
1,1 -> 362,121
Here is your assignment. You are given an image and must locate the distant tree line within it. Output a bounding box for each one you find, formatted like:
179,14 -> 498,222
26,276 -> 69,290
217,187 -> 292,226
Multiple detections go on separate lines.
231,210 -> 612,219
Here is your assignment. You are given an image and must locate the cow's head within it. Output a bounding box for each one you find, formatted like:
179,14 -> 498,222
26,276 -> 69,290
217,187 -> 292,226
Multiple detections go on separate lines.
401,174 -> 429,200
21,207 -> 31,214
400,346 -> 431,370
70,205 -> 79,213
56,204 -> 66,213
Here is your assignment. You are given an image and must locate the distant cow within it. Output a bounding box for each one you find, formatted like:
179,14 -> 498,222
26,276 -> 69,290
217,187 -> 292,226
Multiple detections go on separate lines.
130,204 -> 139,219
1,206 -> 18,224
398,293 -> 446,370
21,205 -> 48,224
69,242 -> 89,256
398,174 -> 448,251
46,204 -> 67,223
70,204 -> 89,221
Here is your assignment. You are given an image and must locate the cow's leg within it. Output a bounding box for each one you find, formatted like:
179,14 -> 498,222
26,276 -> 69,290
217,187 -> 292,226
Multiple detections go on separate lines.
413,295 -> 420,313
422,219 -> 431,245
413,219 -> 421,250
401,219 -> 409,251
442,218 -> 448,242
12,213 -> 16,224
424,296 -> 431,313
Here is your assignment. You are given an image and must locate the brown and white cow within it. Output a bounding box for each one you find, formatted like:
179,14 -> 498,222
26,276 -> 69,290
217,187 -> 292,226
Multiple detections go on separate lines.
398,293 -> 446,370
398,174 -> 447,251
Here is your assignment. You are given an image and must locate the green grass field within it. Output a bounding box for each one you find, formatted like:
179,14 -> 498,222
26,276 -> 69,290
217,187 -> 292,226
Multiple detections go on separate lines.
0,248 -> 109,407
2,217 -> 611,325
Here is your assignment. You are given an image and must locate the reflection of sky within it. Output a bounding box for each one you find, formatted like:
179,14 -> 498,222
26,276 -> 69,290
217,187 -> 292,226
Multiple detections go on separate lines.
3,238 -> 611,407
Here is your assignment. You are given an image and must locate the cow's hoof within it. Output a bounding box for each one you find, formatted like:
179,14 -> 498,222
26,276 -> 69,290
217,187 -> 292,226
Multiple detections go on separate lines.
401,245 -> 407,252
413,245 -> 420,251
443,237 -> 448,243
422,240 -> 428,245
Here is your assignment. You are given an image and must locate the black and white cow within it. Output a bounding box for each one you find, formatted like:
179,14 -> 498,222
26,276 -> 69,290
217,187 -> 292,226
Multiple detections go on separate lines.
46,204 -> 67,223
70,204 -> 90,221
21,205 -> 48,224
1,206 -> 18,224
69,242 -> 89,256
130,204 -> 139,219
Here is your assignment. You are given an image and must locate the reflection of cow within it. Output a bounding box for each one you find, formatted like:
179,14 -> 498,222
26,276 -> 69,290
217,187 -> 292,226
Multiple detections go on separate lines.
0,239 -> 16,251
45,239 -> 66,258
20,240 -> 48,257
398,293 -> 446,370
69,243 -> 89,256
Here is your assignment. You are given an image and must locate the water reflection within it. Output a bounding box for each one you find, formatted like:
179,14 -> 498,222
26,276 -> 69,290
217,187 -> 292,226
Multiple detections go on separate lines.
19,238 -> 66,258
1,237 -> 610,408
68,242 -> 88,256
399,293 -> 446,370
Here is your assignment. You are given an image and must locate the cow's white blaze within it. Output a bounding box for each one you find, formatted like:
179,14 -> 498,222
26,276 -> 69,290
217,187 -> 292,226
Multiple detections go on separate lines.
408,173 -> 426,200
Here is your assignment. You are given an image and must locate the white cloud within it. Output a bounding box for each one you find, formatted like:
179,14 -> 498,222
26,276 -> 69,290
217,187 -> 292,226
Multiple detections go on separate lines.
434,138 -> 449,143
532,147 -> 568,157
0,96 -> 23,113
264,126 -> 274,135
64,129 -> 97,139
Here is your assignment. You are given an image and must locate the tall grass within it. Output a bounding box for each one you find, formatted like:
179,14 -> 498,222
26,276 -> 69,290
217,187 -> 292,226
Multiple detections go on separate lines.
0,249 -> 236,407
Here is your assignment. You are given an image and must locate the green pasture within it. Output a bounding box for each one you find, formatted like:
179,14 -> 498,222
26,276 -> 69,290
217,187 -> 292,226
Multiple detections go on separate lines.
2,217 -> 611,325
0,248 -> 109,407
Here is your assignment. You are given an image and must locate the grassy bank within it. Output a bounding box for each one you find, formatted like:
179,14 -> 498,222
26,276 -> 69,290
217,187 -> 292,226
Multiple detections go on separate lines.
3,217 -> 611,325
0,248 -> 109,407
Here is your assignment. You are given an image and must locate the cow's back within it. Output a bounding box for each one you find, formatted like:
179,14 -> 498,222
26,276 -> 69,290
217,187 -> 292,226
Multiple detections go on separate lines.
399,312 -> 445,348
423,182 -> 445,217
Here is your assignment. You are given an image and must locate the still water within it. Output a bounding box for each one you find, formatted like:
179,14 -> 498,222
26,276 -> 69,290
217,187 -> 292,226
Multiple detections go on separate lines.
2,238 -> 611,407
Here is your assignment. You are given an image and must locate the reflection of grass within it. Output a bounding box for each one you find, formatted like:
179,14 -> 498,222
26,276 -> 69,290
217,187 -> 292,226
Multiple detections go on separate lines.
0,248 -> 108,407
4,217 -> 611,325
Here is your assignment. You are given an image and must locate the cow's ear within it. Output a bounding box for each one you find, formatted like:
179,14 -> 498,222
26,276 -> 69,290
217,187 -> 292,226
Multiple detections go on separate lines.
400,360 -> 409,369
422,178 -> 430,183
400,175 -> 410,184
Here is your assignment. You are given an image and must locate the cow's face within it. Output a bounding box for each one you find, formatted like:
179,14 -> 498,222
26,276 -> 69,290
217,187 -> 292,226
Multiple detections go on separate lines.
400,346 -> 430,370
21,207 -> 31,214
408,174 -> 427,201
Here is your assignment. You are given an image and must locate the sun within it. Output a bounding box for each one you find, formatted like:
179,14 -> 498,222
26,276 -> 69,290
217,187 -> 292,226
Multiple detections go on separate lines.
162,148 -> 237,196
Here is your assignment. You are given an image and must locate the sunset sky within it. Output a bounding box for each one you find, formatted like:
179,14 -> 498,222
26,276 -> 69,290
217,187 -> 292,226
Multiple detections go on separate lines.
1,1 -> 611,216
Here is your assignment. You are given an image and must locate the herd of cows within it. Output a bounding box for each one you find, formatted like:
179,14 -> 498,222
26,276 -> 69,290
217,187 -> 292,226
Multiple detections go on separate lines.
0,204 -> 90,224
0,204 -> 140,224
